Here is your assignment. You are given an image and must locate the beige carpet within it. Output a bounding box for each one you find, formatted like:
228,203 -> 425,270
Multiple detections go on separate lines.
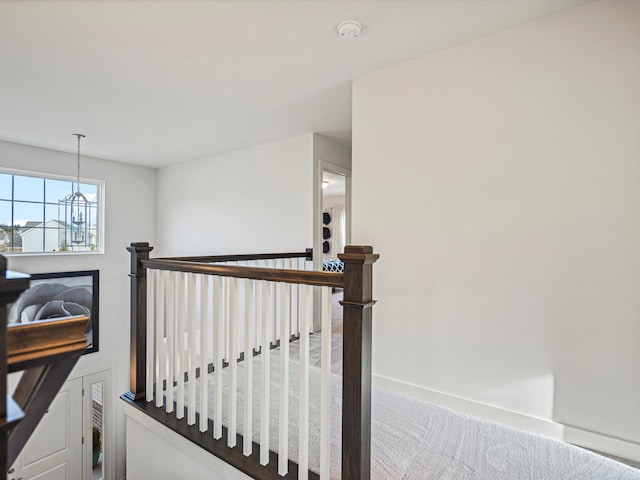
174,330 -> 640,479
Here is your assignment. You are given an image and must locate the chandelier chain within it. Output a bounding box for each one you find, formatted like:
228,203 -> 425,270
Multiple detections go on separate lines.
73,133 -> 85,193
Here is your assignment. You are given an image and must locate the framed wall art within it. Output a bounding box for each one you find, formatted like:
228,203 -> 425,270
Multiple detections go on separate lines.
7,270 -> 99,354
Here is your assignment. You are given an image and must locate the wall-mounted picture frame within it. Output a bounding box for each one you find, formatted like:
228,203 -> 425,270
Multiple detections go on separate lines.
7,270 -> 99,354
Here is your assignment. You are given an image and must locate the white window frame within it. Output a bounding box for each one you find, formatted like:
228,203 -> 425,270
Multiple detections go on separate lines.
0,167 -> 105,255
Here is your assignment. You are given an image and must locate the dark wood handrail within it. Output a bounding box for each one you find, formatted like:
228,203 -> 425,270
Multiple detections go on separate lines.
160,249 -> 312,264
142,258 -> 343,288
7,316 -> 88,372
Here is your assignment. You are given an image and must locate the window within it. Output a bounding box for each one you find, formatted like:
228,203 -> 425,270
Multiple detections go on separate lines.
0,170 -> 103,254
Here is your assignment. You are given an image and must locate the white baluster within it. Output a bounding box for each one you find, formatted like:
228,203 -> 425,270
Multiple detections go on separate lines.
291,282 -> 299,338
253,261 -> 262,352
175,272 -> 185,419
166,271 -> 175,413
237,265 -> 246,384
298,284 -> 311,480
146,269 -> 156,403
260,280 -> 272,466
273,258 -> 282,343
228,276 -> 238,448
199,274 -> 209,432
278,283 -> 290,476
243,279 -> 254,456
224,275 -> 229,364
213,275 -> 224,440
187,273 -> 197,425
248,266 -> 254,343
155,270 -> 166,408
320,286 -> 332,479
272,260 -> 280,341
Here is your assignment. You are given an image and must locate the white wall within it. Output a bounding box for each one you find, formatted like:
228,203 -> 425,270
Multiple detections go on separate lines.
352,0 -> 640,453
0,140 -> 157,479
156,134 -> 314,257
322,195 -> 344,210
313,134 -> 351,173
125,404 -> 251,480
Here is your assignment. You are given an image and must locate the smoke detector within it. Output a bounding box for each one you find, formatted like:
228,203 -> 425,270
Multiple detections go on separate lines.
338,20 -> 362,39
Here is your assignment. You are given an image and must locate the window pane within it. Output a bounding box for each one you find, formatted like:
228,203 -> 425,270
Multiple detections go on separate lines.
14,201 -> 43,226
6,228 -> 20,253
13,228 -> 22,253
0,224 -> 9,253
0,199 -> 11,226
21,227 -> 44,253
0,174 -> 11,200
80,183 -> 97,201
88,205 -> 98,227
14,175 -> 44,202
45,203 -> 61,227
45,178 -> 74,203
44,224 -> 64,252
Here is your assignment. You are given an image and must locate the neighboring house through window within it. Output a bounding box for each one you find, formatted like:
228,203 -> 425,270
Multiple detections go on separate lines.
0,170 -> 103,254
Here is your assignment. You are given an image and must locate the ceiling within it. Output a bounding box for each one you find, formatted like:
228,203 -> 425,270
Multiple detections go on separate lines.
323,170 -> 346,198
0,0 -> 590,168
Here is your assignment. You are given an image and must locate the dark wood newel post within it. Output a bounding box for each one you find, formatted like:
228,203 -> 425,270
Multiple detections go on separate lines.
124,242 -> 153,401
0,256 -> 30,474
338,245 -> 379,480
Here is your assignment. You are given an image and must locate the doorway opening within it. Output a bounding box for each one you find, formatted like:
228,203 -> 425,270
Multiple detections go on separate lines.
322,170 -> 348,261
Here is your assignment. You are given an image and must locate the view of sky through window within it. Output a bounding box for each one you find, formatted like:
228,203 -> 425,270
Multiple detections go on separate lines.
0,171 -> 101,253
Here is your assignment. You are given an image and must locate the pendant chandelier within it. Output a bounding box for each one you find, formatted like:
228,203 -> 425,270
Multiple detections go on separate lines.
59,134 -> 90,250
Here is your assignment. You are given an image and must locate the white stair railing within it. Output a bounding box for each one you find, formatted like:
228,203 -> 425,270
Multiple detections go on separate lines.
144,255 -> 334,477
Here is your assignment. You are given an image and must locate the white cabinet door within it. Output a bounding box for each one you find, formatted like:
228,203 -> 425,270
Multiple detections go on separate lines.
8,377 -> 83,480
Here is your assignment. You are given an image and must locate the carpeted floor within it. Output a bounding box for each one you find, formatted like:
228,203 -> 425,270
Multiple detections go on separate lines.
586,449 -> 640,470
176,329 -> 640,479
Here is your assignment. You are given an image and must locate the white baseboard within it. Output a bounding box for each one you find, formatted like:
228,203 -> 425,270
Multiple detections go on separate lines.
372,374 -> 565,438
372,374 -> 640,463
564,425 -> 640,463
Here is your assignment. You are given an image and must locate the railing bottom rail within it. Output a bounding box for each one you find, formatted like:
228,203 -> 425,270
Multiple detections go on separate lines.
122,395 -> 319,480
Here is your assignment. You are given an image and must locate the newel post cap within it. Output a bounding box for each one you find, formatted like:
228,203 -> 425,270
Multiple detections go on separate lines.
127,242 -> 153,254
338,245 -> 379,265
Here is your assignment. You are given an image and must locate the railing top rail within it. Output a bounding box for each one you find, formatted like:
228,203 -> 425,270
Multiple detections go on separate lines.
141,258 -> 343,288
159,250 -> 312,264
7,315 -> 88,372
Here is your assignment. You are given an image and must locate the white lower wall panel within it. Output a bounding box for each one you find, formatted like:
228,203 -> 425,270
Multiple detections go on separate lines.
124,403 -> 251,480
564,426 -> 640,464
373,374 -> 640,463
373,375 -> 565,439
